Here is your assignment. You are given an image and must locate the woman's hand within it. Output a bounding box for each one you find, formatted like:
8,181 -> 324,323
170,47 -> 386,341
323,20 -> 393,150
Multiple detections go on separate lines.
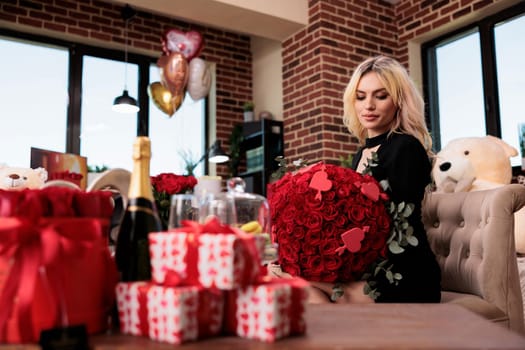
309,280 -> 374,304
267,264 -> 373,304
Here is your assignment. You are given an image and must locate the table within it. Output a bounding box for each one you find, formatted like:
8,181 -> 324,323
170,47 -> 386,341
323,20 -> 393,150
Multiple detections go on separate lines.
5,303 -> 525,349
89,303 -> 525,349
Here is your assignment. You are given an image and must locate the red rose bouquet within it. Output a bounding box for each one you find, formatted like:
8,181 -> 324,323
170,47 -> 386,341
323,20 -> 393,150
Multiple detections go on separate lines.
150,173 -> 197,228
267,162 -> 391,283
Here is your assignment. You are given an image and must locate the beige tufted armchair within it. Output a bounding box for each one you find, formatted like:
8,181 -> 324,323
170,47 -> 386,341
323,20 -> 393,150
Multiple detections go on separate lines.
422,184 -> 525,334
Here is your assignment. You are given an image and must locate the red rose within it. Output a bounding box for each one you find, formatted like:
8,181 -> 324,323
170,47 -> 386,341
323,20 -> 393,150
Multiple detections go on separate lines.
267,162 -> 392,283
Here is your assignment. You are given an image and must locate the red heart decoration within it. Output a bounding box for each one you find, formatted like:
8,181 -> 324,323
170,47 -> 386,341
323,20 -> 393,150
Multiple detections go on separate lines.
335,227 -> 366,254
162,29 -> 204,61
361,182 -> 380,202
309,168 -> 332,200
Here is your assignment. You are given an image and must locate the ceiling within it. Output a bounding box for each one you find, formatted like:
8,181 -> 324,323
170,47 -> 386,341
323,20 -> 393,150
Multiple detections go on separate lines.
106,0 -> 309,41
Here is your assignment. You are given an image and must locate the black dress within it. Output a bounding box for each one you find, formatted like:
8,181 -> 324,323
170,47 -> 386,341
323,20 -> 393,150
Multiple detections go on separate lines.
351,132 -> 441,303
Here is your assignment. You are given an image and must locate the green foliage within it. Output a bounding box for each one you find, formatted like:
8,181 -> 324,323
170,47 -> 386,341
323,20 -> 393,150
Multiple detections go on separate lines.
270,156 -> 309,181
87,164 -> 109,173
361,151 -> 416,300
179,149 -> 199,176
243,101 -> 254,112
229,124 -> 244,177
339,153 -> 354,168
520,124 -> 525,156
331,284 -> 345,302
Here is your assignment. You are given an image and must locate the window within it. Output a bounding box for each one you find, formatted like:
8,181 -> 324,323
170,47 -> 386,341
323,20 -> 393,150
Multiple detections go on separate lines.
0,36 -> 68,167
149,64 -> 206,176
81,56 -> 139,171
0,30 -> 208,176
423,3 -> 525,167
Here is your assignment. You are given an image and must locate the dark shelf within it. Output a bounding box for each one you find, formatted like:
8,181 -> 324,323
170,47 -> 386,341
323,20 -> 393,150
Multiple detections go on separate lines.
239,119 -> 283,196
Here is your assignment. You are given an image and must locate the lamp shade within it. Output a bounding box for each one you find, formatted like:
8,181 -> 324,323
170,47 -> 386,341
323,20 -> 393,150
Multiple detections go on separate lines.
112,90 -> 140,113
208,141 -> 229,163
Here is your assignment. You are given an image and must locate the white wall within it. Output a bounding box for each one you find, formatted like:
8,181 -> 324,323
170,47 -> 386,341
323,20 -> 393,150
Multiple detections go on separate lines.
251,37 -> 283,121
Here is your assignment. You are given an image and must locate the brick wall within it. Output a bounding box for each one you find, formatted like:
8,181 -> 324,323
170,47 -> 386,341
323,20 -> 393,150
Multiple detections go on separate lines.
1,0 -> 511,175
0,0 -> 252,179
282,0 -> 505,165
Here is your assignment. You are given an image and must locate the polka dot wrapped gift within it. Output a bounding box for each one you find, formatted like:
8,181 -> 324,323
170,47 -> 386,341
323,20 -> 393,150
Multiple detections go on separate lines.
267,162 -> 392,283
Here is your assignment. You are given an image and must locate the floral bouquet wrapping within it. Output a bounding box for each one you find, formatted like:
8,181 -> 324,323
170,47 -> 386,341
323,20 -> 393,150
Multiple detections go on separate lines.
267,162 -> 391,283
150,173 -> 197,228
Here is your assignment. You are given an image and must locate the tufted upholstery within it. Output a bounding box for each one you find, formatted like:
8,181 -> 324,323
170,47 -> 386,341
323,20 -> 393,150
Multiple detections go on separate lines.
422,184 -> 525,334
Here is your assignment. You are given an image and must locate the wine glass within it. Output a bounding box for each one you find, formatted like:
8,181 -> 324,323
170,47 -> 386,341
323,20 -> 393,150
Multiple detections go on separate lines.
198,192 -> 237,225
168,194 -> 198,228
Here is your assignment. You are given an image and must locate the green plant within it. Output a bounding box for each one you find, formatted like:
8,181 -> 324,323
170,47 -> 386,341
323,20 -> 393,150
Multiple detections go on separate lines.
339,154 -> 354,168
243,101 -> 254,112
228,124 -> 244,177
520,124 -> 525,156
178,149 -> 199,176
270,156 -> 308,181
87,164 -> 109,173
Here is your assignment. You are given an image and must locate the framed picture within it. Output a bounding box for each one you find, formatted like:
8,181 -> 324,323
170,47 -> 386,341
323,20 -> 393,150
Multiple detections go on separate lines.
30,147 -> 88,190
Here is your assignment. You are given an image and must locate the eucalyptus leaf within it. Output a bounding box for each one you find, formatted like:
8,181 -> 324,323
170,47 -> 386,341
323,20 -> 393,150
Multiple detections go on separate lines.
407,235 -> 418,246
403,203 -> 414,217
394,273 -> 402,280
386,270 -> 394,283
389,240 -> 405,254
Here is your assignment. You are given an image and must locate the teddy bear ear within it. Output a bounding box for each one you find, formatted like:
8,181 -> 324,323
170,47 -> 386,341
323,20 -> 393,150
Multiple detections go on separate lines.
35,167 -> 48,182
484,135 -> 518,158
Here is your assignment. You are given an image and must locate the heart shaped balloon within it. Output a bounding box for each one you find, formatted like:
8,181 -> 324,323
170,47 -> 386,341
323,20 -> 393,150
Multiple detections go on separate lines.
148,82 -> 175,116
187,58 -> 211,101
162,29 -> 204,61
157,52 -> 189,96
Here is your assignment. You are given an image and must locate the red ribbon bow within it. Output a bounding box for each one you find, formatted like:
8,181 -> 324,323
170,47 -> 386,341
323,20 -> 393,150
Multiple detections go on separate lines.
161,217 -> 262,288
0,217 -> 102,342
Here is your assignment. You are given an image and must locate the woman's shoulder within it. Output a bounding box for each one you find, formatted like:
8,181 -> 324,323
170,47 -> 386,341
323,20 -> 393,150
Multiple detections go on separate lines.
388,132 -> 420,145
385,133 -> 425,153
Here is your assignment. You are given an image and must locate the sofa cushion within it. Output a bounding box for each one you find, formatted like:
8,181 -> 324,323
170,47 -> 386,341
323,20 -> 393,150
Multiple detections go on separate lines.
441,291 -> 509,326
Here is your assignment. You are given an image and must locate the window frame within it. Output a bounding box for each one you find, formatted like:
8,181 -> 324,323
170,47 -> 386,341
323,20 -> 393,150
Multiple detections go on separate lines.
421,2 -> 525,154
0,27 -> 210,173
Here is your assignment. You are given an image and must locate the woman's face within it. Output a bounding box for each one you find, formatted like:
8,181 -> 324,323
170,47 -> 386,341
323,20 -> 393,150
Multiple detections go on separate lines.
354,72 -> 397,138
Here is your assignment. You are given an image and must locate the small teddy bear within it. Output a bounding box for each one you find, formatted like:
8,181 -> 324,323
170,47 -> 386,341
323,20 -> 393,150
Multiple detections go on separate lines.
0,165 -> 48,190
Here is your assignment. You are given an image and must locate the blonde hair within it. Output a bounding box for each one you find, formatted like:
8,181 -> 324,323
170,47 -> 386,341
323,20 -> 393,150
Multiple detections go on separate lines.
342,55 -> 433,153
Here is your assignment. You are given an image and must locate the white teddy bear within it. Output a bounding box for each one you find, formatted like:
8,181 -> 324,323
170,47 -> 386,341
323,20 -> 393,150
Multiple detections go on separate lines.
432,135 -> 525,254
0,165 -> 48,190
432,135 -> 517,193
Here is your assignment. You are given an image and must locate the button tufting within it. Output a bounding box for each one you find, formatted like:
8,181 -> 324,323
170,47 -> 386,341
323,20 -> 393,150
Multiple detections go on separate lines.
465,250 -> 470,258
433,221 -> 439,228
459,221 -> 465,227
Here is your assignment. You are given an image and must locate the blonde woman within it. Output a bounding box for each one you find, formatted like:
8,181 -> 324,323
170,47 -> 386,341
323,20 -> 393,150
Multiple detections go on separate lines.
306,56 -> 441,304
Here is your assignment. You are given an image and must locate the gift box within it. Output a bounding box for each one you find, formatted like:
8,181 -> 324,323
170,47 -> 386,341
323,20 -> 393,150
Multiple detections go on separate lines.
115,282 -> 224,344
149,218 -> 262,290
0,188 -> 118,343
224,277 -> 309,342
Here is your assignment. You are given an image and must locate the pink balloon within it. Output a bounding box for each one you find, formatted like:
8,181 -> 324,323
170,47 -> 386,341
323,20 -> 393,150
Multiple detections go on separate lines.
157,52 -> 189,96
187,58 -> 211,101
162,29 -> 204,61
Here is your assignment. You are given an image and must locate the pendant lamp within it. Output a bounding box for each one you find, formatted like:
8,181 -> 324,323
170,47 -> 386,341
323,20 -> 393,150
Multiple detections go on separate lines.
112,4 -> 139,113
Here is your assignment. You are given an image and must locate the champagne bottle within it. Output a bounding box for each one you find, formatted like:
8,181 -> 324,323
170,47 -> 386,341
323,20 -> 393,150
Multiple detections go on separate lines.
115,136 -> 162,282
